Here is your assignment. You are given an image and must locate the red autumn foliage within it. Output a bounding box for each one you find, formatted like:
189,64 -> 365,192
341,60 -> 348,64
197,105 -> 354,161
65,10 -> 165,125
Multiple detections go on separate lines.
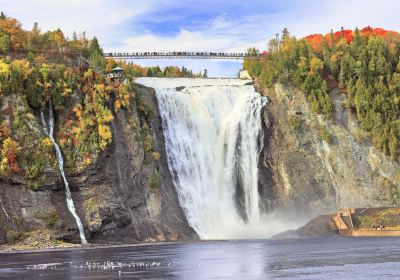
304,26 -> 400,51
0,123 -> 9,140
8,148 -> 20,174
304,34 -> 323,50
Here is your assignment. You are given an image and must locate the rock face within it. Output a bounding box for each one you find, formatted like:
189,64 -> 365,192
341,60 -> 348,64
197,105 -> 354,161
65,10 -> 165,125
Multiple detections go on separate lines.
258,83 -> 399,218
272,215 -> 336,239
1,79 -> 399,246
0,84 -> 197,245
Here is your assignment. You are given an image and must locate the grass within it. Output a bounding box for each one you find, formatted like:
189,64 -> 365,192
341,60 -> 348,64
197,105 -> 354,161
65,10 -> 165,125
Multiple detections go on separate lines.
353,208 -> 400,229
288,115 -> 303,130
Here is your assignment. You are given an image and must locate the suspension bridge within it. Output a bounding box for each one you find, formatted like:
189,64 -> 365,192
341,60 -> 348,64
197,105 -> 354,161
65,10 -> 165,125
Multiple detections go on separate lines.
103,52 -> 263,60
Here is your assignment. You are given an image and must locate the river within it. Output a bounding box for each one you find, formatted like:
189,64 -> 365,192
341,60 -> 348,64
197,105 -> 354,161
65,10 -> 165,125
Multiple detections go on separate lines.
1,237 -> 399,279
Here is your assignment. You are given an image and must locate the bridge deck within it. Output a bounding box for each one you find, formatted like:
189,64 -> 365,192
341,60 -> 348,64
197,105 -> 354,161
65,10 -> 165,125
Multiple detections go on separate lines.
104,52 -> 263,60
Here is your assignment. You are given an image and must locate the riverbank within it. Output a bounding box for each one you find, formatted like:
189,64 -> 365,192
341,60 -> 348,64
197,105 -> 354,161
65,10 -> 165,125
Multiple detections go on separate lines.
0,230 -> 80,252
0,236 -> 186,254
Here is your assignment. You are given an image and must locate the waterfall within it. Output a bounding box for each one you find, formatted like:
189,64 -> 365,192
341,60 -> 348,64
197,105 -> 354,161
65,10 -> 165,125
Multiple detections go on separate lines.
41,101 -> 87,244
137,78 -> 268,239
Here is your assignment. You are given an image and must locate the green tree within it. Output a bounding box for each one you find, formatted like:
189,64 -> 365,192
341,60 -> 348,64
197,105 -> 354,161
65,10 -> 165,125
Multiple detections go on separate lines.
0,31 -> 10,53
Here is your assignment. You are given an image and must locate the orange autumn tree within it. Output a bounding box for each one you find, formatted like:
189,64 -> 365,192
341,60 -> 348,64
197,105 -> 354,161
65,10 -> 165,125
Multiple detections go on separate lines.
0,122 -> 21,176
304,26 -> 400,51
0,13 -> 24,52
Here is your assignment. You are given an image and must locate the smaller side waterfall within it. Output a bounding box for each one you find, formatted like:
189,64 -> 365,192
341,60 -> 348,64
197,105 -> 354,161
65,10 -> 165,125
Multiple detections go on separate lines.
41,101 -> 87,244
0,195 -> 16,229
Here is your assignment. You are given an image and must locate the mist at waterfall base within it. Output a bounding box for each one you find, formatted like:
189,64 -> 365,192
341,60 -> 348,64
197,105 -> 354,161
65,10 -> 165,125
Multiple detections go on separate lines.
137,78 -> 300,239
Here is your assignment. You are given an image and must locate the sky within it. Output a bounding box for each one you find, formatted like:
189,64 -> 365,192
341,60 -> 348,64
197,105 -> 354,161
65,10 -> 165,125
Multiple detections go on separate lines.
1,0 -> 400,77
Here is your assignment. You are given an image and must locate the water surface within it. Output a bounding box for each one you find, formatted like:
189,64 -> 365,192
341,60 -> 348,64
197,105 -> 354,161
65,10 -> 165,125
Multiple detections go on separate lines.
1,237 -> 399,279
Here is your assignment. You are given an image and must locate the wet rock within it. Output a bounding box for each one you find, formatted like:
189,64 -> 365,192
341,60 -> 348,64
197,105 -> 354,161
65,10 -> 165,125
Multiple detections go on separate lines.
5,230 -> 19,244
258,82 -> 399,218
0,83 -> 197,247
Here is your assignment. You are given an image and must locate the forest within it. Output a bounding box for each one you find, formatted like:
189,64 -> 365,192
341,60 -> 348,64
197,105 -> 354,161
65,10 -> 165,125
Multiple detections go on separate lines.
244,27 -> 400,162
0,13 -> 183,188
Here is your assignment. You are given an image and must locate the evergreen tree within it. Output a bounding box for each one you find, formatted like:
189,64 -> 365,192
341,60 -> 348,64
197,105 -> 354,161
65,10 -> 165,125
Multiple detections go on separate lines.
89,36 -> 103,56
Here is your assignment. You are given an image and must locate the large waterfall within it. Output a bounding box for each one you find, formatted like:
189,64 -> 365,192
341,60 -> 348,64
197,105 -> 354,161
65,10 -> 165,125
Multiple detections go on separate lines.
137,78 -> 269,239
41,101 -> 87,244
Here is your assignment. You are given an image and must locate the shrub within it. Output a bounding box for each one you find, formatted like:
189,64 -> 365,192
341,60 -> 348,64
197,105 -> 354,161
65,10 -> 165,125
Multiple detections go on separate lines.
320,126 -> 333,144
289,115 -> 302,130
151,152 -> 160,161
150,170 -> 159,190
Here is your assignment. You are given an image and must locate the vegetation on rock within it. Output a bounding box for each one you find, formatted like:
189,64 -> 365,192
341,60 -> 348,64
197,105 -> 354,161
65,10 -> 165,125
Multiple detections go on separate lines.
245,26 -> 400,162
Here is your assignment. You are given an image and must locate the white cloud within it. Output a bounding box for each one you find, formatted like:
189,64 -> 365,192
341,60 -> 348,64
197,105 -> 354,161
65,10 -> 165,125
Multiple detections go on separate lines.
1,0 -> 400,77
122,29 -> 234,52
0,0 -> 155,46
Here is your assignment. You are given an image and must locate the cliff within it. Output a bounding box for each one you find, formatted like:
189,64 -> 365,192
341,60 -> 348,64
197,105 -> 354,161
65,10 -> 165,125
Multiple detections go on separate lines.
258,82 -> 399,218
0,84 -> 197,247
1,78 -> 399,248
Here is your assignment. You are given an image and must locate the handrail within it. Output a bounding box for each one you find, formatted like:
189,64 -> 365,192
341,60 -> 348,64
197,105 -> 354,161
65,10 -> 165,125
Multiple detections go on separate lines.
103,52 -> 264,60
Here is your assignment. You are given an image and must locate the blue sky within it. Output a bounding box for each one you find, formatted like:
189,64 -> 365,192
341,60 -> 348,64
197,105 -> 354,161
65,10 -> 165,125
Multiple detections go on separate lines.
1,0 -> 400,77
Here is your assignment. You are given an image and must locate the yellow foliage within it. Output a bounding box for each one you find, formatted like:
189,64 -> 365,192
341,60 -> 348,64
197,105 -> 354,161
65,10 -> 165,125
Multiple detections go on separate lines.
114,100 -> 122,112
97,108 -> 113,123
309,57 -> 324,76
41,137 -> 53,148
62,87 -> 72,96
98,124 -> 112,149
83,155 -> 92,166
330,54 -> 339,63
10,59 -> 32,78
84,69 -> 93,79
73,104 -> 83,119
151,152 -> 160,161
0,60 -> 10,77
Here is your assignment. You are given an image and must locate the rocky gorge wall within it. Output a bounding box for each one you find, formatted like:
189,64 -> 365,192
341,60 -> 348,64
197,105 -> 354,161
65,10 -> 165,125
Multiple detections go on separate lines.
1,78 -> 399,247
258,82 -> 400,218
0,84 -> 197,246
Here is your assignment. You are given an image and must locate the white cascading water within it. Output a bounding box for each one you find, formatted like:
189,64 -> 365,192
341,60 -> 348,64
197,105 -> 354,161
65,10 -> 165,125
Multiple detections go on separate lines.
137,78 -> 269,239
41,101 -> 87,244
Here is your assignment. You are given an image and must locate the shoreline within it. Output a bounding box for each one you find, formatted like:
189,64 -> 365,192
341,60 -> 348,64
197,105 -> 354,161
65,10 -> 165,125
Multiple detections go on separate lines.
2,234 -> 400,254
0,239 -> 242,254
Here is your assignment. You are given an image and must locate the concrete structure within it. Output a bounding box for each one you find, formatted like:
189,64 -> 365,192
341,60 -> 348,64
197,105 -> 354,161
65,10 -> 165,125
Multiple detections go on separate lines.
351,229 -> 400,236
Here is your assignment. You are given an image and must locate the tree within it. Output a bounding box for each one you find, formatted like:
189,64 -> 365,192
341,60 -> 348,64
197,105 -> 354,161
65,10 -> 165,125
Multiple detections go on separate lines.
89,36 -> 102,56
0,31 -> 10,53
0,16 -> 24,51
88,37 -> 105,71
203,69 -> 208,78
281,28 -> 290,43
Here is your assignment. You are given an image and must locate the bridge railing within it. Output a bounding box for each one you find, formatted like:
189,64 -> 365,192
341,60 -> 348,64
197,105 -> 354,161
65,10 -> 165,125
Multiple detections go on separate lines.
103,52 -> 264,59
